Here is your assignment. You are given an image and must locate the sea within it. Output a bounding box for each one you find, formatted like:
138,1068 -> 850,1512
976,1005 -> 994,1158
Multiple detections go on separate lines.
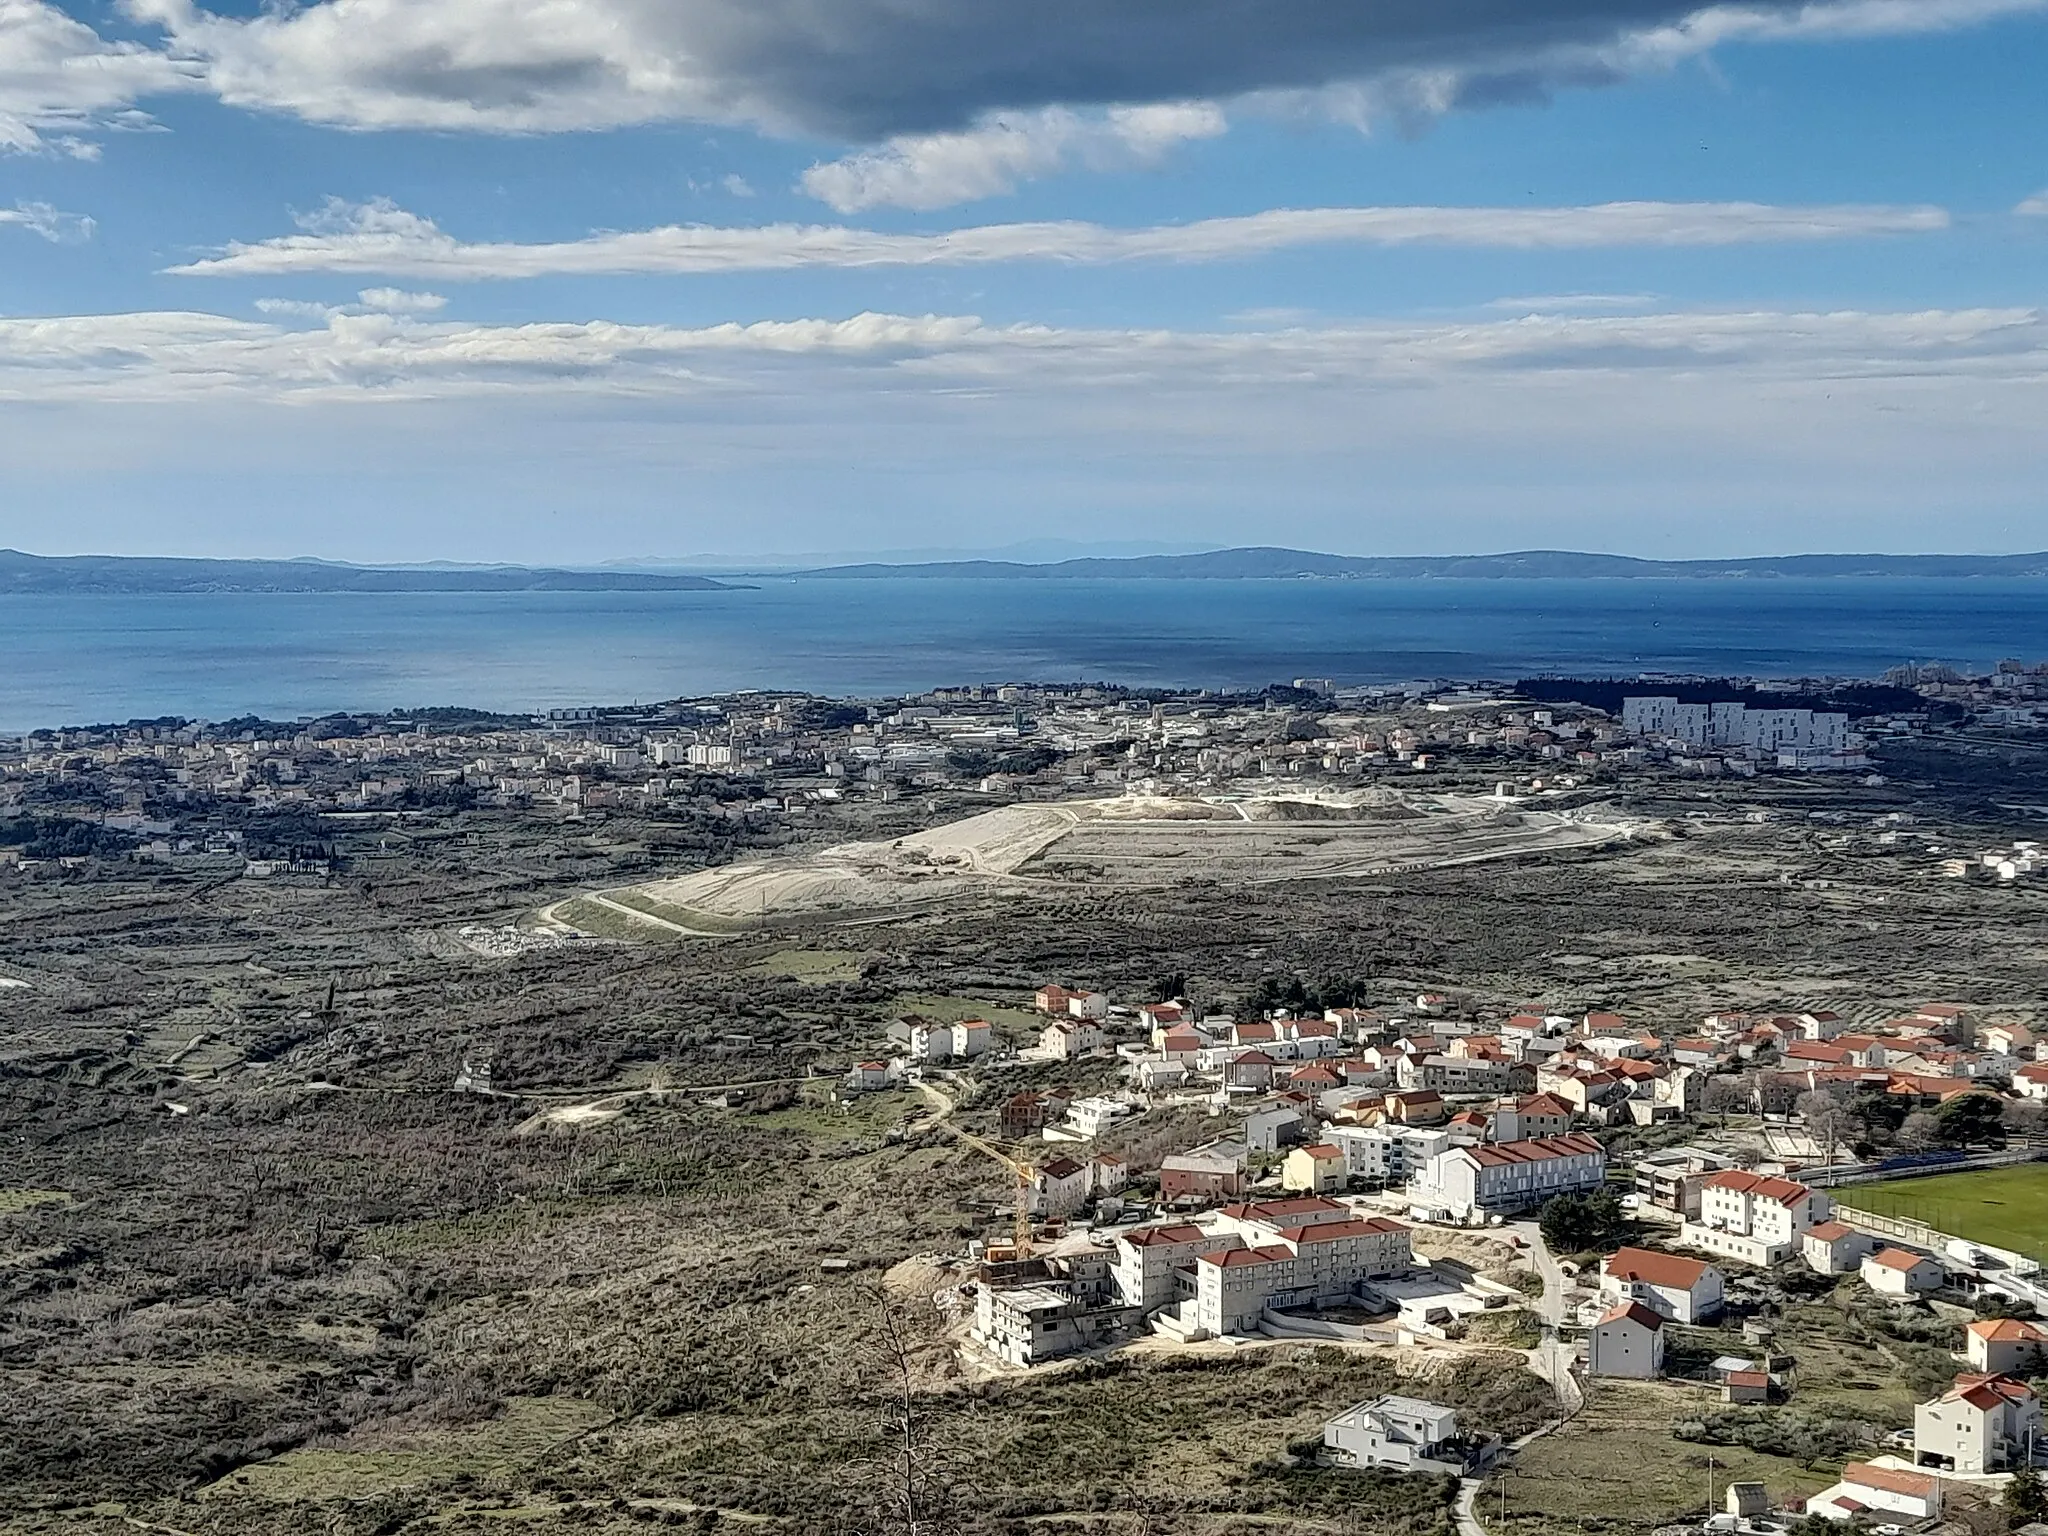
4,576 -> 2045,730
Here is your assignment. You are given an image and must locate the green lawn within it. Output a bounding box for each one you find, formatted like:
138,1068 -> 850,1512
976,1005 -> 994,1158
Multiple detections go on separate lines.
1833,1162 -> 2048,1259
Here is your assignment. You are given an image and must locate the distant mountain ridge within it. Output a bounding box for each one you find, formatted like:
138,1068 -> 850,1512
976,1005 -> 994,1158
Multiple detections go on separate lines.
0,550 -> 735,594
800,547 -> 2048,580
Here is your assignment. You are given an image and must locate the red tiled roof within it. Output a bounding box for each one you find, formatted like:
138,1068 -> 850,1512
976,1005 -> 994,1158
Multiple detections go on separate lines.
1277,1217 -> 1408,1243
1844,1463 -> 1936,1498
1462,1132 -> 1603,1167
1596,1300 -> 1663,1329
1221,1196 -> 1346,1221
1196,1243 -> 1294,1269
1967,1317 -> 2048,1342
1605,1246 -> 1714,1290
1297,1144 -> 1344,1160
1805,1220 -> 1856,1242
1121,1223 -> 1209,1247
1726,1371 -> 1769,1388
1702,1170 -> 1811,1204
1867,1246 -> 1937,1273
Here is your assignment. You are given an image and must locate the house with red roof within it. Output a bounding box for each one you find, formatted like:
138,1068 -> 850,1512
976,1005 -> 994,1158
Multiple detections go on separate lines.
1417,1132 -> 1606,1219
1801,1219 -> 1880,1274
1600,1247 -> 1724,1323
1806,1462 -> 1942,1522
1587,1300 -> 1664,1379
1862,1246 -> 1944,1297
1915,1372 -> 2041,1474
1683,1169 -> 1830,1266
1964,1316 -> 2048,1376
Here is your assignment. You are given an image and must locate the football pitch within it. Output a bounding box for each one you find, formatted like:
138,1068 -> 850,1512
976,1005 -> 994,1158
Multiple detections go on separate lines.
1833,1162 -> 2048,1259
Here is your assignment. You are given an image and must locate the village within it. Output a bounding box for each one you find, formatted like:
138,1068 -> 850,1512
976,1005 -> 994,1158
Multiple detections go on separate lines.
2,664 -> 2044,880
846,980 -> 2048,1531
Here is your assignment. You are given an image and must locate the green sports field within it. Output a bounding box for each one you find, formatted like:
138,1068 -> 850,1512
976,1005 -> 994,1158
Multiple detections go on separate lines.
1833,1162 -> 2048,1259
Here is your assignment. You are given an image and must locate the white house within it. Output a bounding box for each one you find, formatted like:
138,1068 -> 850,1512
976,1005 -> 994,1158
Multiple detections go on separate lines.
1964,1317 -> 2048,1376
1031,1156 -> 1093,1217
2014,1062 -> 2048,1100
1586,1300 -> 1665,1379
1806,1463 -> 1943,1523
1682,1170 -> 1829,1266
1322,1396 -> 1496,1477
1419,1132 -> 1606,1219
1801,1220 -> 1880,1275
845,1060 -> 895,1092
1600,1247 -> 1724,1324
950,1018 -> 993,1058
1862,1247 -> 1945,1296
1915,1373 -> 2041,1474
1041,1020 -> 1108,1059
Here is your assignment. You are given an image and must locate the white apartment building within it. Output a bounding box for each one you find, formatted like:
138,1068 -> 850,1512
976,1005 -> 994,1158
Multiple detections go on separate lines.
1915,1374 -> 2042,1475
1418,1133 -> 1607,1218
1190,1212 -> 1412,1338
1111,1221 -> 1236,1313
1622,697 -> 1851,756
1681,1170 -> 1830,1266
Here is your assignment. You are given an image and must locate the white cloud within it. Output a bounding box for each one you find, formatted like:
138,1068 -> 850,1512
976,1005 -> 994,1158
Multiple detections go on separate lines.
168,198 -> 1950,280
357,287 -> 447,312
0,198 -> 93,241
2018,190 -> 2048,216
0,0 -> 199,153
720,174 -> 755,198
2,303 -> 2044,406
800,103 -> 1228,211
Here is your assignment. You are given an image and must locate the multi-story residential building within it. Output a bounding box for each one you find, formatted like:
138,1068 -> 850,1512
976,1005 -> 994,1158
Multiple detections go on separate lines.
1188,1207 -> 1412,1338
1914,1374 -> 2042,1475
1681,1170 -> 1830,1266
1111,1221 -> 1237,1313
1283,1144 -> 1348,1194
1587,1300 -> 1665,1379
1807,1464 -> 1944,1524
1418,1133 -> 1607,1219
1632,1145 -> 1734,1217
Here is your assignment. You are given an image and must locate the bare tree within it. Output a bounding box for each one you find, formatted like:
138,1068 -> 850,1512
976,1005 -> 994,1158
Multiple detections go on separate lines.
846,1288 -> 961,1536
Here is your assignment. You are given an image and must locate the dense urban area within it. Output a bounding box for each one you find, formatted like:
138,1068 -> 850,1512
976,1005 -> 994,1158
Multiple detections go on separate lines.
4,659 -> 2048,1536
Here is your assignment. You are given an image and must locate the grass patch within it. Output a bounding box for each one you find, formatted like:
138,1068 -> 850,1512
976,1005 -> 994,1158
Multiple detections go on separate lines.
548,897 -> 685,943
1833,1162 -> 2048,1258
602,889 -> 755,935
0,1189 -> 71,1214
745,947 -> 869,983
200,1396 -> 609,1503
1499,1380 -> 1833,1535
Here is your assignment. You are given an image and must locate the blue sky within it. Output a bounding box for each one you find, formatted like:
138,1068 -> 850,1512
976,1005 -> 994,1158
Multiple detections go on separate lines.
2,0 -> 2046,564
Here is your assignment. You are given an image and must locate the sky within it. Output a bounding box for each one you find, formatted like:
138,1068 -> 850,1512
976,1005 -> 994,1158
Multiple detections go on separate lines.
1,0 -> 2046,564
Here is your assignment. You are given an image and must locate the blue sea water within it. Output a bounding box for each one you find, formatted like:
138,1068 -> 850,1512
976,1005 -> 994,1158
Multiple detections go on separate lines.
3,577 -> 2045,730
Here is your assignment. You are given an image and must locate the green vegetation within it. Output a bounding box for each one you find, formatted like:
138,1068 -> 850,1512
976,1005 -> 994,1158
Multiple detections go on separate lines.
1538,1187 -> 1625,1254
745,947 -> 870,982
1834,1162 -> 2048,1258
0,1189 -> 71,1214
1502,1381 -> 1834,1535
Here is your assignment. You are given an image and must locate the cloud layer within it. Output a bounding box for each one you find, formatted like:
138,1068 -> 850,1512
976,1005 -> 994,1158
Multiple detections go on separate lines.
2,0 -> 2040,159
4,303 -> 2043,404
169,198 -> 1952,280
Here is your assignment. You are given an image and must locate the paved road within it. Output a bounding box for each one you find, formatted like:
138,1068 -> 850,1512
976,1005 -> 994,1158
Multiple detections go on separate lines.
1456,1224 -> 1585,1536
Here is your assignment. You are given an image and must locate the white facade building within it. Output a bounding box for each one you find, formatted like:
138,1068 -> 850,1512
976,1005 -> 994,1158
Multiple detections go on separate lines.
1681,1171 -> 1829,1266
1418,1133 -> 1607,1218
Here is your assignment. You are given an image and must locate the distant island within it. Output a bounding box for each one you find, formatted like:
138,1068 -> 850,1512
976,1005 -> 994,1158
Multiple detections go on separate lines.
0,551 -> 736,594
796,547 -> 2048,580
